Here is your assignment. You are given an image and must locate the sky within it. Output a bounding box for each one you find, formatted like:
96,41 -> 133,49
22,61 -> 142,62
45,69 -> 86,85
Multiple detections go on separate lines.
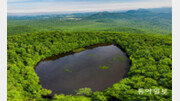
7,0 -> 172,14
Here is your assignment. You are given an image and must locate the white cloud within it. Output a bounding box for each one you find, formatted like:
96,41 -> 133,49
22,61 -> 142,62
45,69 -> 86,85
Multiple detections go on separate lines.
8,1 -> 172,14
8,0 -> 30,2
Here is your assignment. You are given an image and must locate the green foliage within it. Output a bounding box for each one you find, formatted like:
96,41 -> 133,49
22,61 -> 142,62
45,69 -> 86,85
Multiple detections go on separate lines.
52,94 -> 91,101
65,69 -> 72,73
76,88 -> 92,96
99,66 -> 109,70
73,48 -> 85,53
7,31 -> 172,100
92,92 -> 107,101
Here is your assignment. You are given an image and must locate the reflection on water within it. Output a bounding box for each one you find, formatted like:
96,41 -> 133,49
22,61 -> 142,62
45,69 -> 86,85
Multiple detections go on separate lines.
35,44 -> 130,95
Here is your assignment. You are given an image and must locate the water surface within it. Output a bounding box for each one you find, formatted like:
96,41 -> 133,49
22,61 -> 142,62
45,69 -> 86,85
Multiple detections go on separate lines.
35,44 -> 130,95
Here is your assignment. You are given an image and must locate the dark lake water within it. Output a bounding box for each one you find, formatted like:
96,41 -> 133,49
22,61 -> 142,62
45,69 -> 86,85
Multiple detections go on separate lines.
35,44 -> 130,96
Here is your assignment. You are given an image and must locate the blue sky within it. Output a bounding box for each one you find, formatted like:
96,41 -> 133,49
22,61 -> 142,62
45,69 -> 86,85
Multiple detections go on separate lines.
8,0 -> 172,14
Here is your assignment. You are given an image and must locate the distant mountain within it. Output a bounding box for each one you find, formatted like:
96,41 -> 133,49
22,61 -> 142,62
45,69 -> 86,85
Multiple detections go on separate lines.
7,12 -> 96,20
85,8 -> 172,20
85,12 -> 131,19
147,7 -> 172,13
126,9 -> 151,14
8,7 -> 172,21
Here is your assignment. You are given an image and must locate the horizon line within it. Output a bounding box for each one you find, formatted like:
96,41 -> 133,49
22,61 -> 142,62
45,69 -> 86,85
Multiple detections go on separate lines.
7,7 -> 172,16
8,0 -> 172,15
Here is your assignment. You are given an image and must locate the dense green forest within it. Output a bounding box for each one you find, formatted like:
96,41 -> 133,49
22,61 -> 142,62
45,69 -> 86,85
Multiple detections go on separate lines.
7,8 -> 172,35
8,31 -> 172,101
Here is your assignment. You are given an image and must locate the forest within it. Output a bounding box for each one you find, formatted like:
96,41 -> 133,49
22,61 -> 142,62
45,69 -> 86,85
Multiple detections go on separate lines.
7,7 -> 172,101
7,8 -> 172,35
8,31 -> 172,101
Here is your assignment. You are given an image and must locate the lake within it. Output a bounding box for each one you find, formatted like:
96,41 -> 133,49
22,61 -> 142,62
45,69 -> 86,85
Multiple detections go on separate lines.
35,43 -> 130,96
